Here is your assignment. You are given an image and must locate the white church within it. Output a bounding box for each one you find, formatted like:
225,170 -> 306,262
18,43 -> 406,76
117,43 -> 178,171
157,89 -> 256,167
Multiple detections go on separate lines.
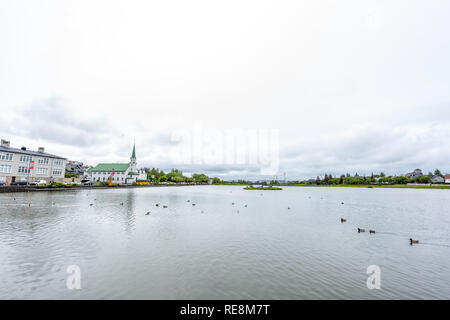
88,144 -> 147,184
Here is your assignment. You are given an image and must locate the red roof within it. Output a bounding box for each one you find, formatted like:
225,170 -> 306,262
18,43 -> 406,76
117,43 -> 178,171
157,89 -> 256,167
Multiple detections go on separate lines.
445,174 -> 450,179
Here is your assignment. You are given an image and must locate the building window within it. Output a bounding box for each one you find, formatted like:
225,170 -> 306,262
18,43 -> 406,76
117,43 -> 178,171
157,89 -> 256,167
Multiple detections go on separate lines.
0,152 -> 13,161
19,155 -> 32,163
53,159 -> 64,166
38,158 -> 49,165
0,164 -> 12,173
18,166 -> 30,174
37,168 -> 48,175
52,169 -> 62,175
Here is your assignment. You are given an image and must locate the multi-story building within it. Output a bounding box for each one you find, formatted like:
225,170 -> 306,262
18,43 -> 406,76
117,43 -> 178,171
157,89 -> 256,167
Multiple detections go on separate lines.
0,139 -> 67,185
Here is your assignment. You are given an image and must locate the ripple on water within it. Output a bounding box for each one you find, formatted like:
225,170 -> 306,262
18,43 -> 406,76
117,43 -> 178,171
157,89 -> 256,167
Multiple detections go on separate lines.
1,186 -> 450,299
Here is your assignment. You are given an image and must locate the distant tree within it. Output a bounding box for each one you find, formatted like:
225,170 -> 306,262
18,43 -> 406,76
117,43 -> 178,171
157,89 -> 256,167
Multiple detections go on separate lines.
414,175 -> 431,184
434,169 -> 443,177
343,176 -> 365,185
328,178 -> 340,185
339,175 -> 344,184
394,176 -> 409,184
380,172 -> 385,177
193,173 -> 209,183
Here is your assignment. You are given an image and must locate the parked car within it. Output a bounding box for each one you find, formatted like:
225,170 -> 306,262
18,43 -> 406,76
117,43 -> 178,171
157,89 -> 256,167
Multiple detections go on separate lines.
30,180 -> 46,186
11,181 -> 28,186
29,180 -> 46,186
83,181 -> 94,186
0,181 -> 6,186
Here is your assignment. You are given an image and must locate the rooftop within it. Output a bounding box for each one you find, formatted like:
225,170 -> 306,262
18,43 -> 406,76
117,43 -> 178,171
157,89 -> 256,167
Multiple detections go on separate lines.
0,145 -> 66,160
88,163 -> 130,172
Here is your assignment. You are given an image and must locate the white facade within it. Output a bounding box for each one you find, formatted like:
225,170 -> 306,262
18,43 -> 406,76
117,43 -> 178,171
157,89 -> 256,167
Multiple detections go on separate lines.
0,139 -> 67,185
138,169 -> 147,180
88,144 -> 143,185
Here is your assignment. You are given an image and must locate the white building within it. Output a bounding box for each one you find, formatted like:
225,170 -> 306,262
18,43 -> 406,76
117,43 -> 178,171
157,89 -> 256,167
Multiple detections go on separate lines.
431,175 -> 445,184
88,144 -> 144,184
138,169 -> 147,180
0,139 -> 67,185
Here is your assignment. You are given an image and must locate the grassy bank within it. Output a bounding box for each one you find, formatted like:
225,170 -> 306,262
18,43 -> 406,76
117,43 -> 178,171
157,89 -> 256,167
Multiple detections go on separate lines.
281,184 -> 450,190
244,186 -> 283,190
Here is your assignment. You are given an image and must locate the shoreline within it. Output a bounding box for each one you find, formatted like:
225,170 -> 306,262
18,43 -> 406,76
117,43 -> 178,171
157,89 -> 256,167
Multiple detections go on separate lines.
0,184 -> 201,194
277,184 -> 450,190
1,183 -> 449,194
217,184 -> 450,190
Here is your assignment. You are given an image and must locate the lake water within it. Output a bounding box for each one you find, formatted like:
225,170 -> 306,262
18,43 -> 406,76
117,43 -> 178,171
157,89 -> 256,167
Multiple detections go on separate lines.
0,186 -> 449,299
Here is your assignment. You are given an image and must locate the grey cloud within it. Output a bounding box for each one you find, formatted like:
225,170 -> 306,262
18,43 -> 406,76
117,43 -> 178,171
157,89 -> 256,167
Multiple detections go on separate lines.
279,121 -> 450,179
7,97 -> 117,148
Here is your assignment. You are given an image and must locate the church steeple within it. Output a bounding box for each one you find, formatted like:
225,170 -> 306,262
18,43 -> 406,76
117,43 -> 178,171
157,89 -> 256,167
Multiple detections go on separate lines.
129,142 -> 137,172
131,143 -> 136,159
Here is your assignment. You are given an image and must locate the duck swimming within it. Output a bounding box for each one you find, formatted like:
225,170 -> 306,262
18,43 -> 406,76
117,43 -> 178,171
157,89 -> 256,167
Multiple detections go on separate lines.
357,228 -> 365,233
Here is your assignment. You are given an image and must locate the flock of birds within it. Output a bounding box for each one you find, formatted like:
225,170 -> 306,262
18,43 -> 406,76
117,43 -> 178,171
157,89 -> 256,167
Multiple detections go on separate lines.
340,216 -> 419,245
15,193 -> 421,245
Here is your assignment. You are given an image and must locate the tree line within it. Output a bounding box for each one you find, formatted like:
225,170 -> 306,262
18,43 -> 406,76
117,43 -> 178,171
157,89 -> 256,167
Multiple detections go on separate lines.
143,168 -> 224,184
292,169 -> 445,185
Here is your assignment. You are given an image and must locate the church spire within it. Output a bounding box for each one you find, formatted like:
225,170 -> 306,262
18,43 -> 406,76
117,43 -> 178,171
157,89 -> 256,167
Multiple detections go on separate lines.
131,143 -> 136,159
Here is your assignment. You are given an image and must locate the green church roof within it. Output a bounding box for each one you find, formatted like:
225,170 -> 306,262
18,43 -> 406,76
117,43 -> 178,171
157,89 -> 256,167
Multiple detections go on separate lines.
88,163 -> 129,172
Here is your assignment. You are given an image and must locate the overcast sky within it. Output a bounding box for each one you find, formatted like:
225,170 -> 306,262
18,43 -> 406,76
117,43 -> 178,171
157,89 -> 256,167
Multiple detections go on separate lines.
1,0 -> 449,180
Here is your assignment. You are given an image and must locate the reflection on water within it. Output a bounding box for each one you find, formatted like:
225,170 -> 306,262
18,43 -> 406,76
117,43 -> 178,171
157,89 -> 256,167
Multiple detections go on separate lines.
0,186 -> 449,299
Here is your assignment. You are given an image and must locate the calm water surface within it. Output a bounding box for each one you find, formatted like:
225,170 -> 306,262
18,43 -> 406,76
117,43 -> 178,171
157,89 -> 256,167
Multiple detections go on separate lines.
0,186 -> 449,299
